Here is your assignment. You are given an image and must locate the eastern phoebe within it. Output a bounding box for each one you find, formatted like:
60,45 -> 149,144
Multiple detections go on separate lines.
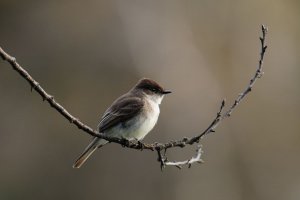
73,78 -> 171,168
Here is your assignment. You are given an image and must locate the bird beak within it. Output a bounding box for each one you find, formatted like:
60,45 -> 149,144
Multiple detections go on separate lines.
162,90 -> 172,94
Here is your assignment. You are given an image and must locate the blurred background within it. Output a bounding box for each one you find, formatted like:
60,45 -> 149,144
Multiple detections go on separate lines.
0,0 -> 299,200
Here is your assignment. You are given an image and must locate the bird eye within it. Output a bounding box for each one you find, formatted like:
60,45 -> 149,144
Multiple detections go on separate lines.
149,88 -> 157,92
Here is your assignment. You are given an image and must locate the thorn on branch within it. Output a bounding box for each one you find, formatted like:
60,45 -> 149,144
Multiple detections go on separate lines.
257,72 -> 264,78
69,117 -> 75,123
221,99 -> 226,108
217,99 -> 226,117
182,137 -> 189,142
10,57 -> 16,63
176,165 -> 183,170
259,38 -> 265,46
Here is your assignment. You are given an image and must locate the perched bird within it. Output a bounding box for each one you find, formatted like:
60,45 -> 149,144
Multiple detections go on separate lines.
73,78 -> 171,168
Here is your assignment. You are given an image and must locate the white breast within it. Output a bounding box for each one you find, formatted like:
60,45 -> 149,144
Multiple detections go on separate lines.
140,98 -> 160,136
105,97 -> 161,140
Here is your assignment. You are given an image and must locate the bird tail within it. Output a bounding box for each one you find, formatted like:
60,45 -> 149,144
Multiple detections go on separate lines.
73,137 -> 108,168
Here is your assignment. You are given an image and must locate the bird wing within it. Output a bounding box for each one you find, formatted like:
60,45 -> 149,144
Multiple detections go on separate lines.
97,94 -> 144,133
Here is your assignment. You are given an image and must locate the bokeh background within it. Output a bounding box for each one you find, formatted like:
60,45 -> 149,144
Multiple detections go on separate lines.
0,1 -> 299,200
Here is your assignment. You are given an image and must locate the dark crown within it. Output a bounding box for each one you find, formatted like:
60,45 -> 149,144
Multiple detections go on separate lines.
135,78 -> 171,95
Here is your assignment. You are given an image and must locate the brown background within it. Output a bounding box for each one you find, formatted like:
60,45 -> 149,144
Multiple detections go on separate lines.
0,1 -> 299,200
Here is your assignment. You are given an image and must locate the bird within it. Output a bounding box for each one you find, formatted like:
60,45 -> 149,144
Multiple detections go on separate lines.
73,78 -> 171,168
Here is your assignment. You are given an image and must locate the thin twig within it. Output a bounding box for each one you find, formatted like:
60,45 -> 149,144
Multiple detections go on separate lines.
163,145 -> 204,169
0,25 -> 268,169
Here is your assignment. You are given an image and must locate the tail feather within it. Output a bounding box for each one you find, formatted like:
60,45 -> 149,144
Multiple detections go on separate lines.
73,138 -> 107,168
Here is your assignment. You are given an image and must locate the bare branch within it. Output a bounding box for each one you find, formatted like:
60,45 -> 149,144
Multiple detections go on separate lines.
223,25 -> 268,118
163,146 -> 204,169
0,25 -> 268,169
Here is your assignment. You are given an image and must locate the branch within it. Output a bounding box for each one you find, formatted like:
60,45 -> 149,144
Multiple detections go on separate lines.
162,145 -> 204,170
0,25 -> 268,169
